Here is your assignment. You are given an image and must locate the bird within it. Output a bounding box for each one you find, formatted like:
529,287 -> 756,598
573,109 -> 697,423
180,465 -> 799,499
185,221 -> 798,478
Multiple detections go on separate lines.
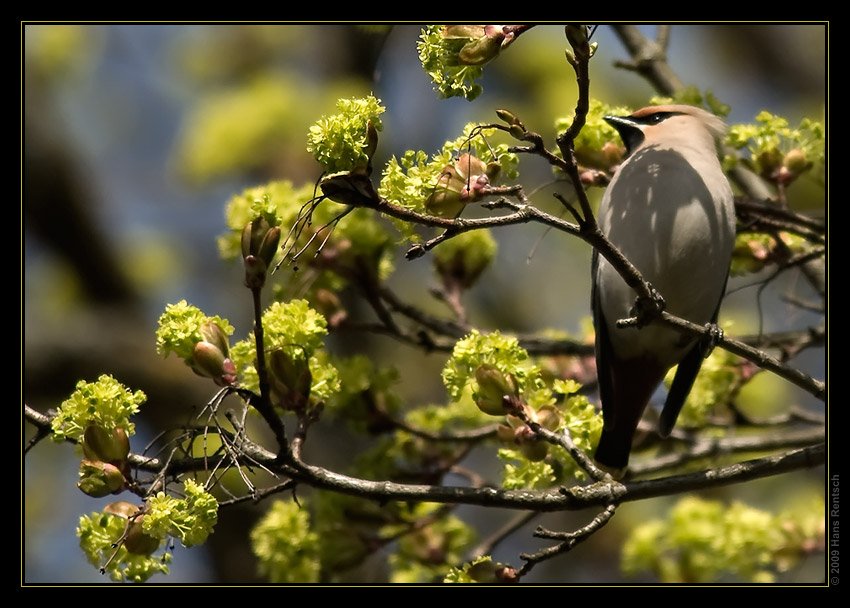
591,104 -> 737,474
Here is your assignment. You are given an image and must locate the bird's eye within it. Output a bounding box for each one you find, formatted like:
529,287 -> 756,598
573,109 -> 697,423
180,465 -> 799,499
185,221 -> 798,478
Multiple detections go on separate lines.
647,113 -> 668,124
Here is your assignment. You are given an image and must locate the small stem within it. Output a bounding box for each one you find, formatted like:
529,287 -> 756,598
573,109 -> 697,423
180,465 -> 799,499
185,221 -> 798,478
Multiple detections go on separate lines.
249,285 -> 288,454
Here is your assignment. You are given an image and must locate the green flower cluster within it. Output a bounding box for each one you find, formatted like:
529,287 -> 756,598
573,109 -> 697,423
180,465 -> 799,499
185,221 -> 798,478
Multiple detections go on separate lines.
498,385 -> 601,489
443,330 -> 602,488
727,110 -> 825,184
155,300 -> 237,386
442,329 -> 538,404
218,180 -> 313,262
622,495 -> 825,583
379,123 -> 518,223
220,179 -> 396,294
77,479 -> 218,583
307,95 -> 384,175
555,99 -> 631,172
251,499 -> 321,584
78,508 -> 171,583
431,229 -> 497,289
444,556 -> 517,584
388,507 -> 476,583
144,479 -> 219,548
418,25 -> 519,101
229,299 -> 341,410
50,375 -> 145,443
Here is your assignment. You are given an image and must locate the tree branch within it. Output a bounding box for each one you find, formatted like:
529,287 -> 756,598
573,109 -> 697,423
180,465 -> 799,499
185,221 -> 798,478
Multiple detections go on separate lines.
24,405 -> 824,513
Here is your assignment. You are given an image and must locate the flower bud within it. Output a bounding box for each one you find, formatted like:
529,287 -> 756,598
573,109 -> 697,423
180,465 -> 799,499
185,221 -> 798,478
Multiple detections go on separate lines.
425,185 -> 465,218
257,225 -> 282,268
496,108 -> 519,125
123,516 -> 161,556
268,349 -> 312,408
474,364 -> 518,416
199,321 -> 230,359
565,24 -> 588,45
82,425 -> 130,463
458,34 -> 504,66
241,216 -> 281,288
781,148 -> 812,182
104,501 -> 139,519
565,24 -> 591,60
495,566 -> 520,583
314,288 -> 347,328
518,434 -> 548,462
499,418 -> 548,461
442,25 -> 507,67
78,459 -> 126,497
454,153 -> 488,182
426,153 -> 495,218
755,147 -> 784,177
241,216 -> 271,259
243,254 -> 268,289
484,161 -> 501,181
467,559 -> 501,583
192,340 -> 236,386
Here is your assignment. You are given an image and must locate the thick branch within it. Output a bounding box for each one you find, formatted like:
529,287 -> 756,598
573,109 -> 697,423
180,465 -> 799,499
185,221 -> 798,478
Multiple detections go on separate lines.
610,24 -> 683,95
25,405 -> 823,514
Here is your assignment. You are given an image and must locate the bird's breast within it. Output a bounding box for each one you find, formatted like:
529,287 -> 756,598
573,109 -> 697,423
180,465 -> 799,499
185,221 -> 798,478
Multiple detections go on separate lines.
596,146 -> 735,363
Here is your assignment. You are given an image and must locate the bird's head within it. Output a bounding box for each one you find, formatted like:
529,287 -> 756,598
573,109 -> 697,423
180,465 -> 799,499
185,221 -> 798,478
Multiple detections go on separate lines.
604,104 -> 727,157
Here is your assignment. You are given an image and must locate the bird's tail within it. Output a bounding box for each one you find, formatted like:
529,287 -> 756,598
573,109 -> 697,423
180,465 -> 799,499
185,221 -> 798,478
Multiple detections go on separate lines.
593,425 -> 633,475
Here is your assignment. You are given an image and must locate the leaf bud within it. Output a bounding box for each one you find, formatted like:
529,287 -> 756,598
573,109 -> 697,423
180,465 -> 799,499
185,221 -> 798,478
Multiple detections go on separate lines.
192,340 -> 236,386
496,108 -> 519,125
257,225 -> 282,268
241,216 -> 272,260
565,24 -> 591,60
77,459 -> 126,497
782,148 -> 812,181
82,424 -> 130,463
365,119 -> 379,161
755,147 -> 784,177
268,349 -> 313,408
474,364 -> 518,416
467,558 -> 501,583
123,516 -> 161,556
243,254 -> 269,289
104,501 -> 140,519
454,153 -> 488,182
199,321 -> 230,359
314,288 -> 348,328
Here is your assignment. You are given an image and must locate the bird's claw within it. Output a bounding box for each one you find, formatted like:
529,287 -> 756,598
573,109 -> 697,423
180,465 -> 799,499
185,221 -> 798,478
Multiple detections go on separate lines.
628,285 -> 666,328
701,322 -> 724,357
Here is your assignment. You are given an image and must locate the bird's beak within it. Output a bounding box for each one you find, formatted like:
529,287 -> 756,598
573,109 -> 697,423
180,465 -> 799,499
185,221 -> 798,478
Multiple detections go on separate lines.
604,115 -> 641,155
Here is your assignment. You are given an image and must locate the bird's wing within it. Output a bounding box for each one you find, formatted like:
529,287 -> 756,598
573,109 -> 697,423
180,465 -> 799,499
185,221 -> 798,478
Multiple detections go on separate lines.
591,249 -> 616,429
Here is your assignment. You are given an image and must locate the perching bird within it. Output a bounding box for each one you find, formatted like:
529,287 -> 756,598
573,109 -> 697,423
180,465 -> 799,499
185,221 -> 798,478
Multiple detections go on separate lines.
592,104 -> 736,474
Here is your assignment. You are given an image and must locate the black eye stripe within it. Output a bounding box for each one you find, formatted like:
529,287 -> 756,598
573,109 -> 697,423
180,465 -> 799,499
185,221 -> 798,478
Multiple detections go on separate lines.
634,111 -> 684,125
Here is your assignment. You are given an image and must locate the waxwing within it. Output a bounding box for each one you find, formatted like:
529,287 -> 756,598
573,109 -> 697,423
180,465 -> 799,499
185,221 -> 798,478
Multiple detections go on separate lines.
592,104 -> 737,473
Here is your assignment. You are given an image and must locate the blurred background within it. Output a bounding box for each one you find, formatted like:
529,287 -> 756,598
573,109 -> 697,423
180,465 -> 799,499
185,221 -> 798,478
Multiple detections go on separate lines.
23,23 -> 826,584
